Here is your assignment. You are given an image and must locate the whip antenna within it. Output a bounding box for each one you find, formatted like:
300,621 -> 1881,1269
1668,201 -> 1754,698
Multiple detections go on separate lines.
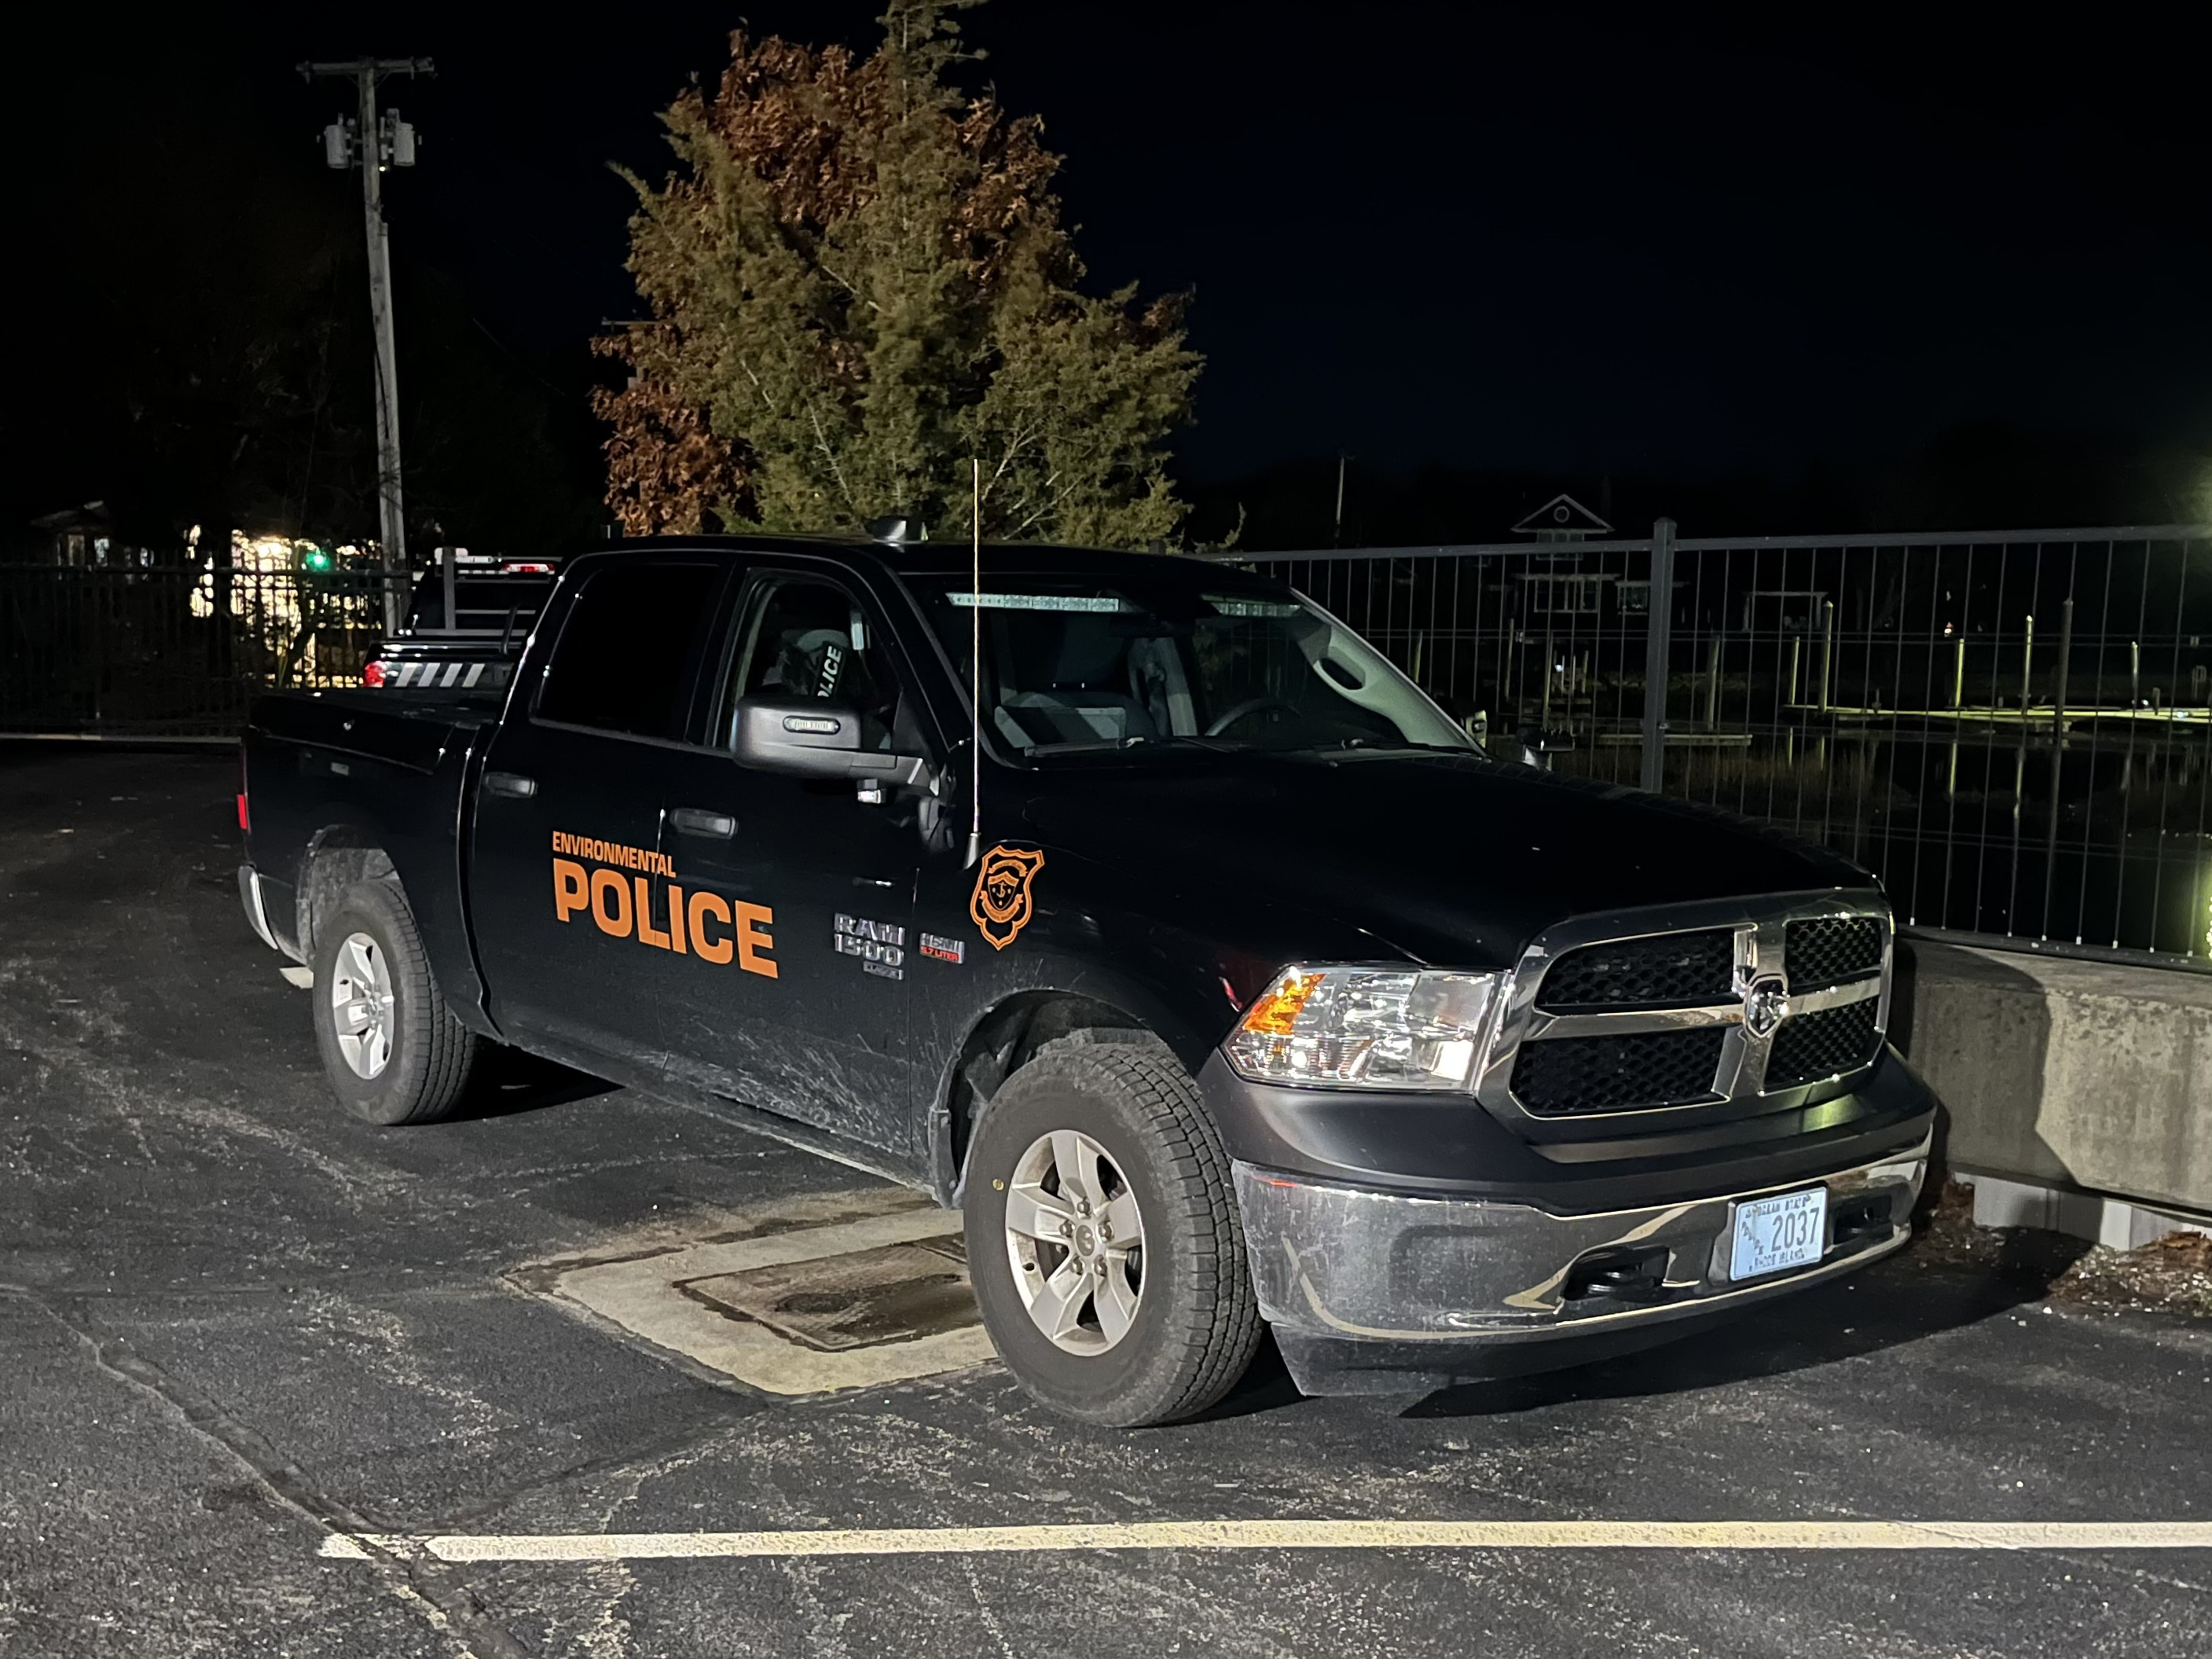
965,457 -> 982,868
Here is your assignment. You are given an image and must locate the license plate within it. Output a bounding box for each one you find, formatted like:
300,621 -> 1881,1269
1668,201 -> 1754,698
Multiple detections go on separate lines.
1730,1187 -> 1829,1282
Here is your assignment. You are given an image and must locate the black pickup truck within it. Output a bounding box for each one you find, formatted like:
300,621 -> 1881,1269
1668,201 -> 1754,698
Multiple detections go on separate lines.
237,534 -> 1934,1426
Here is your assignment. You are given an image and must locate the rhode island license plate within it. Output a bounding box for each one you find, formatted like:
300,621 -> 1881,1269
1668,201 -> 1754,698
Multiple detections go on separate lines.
1729,1187 -> 1829,1282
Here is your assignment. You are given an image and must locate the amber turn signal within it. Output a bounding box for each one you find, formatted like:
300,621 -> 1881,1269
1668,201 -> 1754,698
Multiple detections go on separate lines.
1238,969 -> 1325,1037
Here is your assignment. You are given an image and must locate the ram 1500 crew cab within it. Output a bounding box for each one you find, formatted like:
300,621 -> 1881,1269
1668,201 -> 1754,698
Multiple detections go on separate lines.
237,535 -> 1934,1426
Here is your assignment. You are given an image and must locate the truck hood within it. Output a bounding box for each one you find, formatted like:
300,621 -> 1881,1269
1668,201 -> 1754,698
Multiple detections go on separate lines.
1018,748 -> 1873,967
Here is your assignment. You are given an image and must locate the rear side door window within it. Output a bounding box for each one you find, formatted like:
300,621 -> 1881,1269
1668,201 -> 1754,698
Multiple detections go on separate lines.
536,562 -> 723,741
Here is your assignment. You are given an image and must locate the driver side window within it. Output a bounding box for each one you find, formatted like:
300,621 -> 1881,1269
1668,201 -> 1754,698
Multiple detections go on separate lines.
721,574 -> 903,754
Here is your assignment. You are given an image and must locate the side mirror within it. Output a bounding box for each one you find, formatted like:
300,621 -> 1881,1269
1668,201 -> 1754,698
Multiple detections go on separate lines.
731,697 -> 932,788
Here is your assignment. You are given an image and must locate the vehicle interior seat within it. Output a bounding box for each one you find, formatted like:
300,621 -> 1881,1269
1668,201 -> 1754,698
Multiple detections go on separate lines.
990,611 -> 1161,747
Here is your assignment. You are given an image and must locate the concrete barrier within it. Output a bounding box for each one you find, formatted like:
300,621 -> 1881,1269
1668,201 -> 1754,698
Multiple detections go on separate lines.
1894,939 -> 2212,1243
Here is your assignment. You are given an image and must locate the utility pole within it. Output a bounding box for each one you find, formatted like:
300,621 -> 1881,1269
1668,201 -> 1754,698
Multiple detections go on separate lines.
300,57 -> 431,634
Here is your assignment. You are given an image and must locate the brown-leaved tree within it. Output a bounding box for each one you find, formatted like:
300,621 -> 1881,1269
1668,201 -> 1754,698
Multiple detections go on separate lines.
593,2 -> 1198,546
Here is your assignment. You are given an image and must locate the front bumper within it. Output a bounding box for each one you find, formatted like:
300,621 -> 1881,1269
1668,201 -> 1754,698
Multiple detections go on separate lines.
1234,1133 -> 1929,1394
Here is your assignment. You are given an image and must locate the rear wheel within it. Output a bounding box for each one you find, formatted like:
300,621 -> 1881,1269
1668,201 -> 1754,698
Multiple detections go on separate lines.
310,879 -> 480,1126
963,1036 -> 1264,1427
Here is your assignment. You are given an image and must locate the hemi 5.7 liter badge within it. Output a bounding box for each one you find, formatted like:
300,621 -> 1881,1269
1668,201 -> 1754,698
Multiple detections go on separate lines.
919,933 -> 965,963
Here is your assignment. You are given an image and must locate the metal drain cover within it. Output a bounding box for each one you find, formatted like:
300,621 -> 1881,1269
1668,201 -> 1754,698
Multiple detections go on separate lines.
510,1188 -> 995,1396
680,1237 -> 973,1353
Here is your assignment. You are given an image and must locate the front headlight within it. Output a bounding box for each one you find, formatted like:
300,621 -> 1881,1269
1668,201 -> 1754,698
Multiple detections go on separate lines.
1223,964 -> 1506,1091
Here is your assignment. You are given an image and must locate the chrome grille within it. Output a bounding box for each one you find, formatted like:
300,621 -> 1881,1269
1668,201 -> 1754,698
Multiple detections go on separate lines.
1784,917 -> 1884,990
1484,894 -> 1891,1124
1512,1028 -> 1727,1115
1766,999 -> 1882,1091
1536,929 -> 1736,1009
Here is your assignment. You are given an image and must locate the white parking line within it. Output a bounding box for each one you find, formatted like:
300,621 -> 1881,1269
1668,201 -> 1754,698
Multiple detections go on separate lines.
320,1519 -> 2212,1563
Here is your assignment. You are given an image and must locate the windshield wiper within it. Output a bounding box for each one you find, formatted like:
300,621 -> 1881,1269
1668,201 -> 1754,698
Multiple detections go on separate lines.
1024,734 -> 1250,757
1300,737 -> 1475,754
1025,735 -> 1154,755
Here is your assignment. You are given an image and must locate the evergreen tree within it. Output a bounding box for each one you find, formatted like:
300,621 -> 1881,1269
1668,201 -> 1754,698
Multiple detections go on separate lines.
595,2 -> 1198,546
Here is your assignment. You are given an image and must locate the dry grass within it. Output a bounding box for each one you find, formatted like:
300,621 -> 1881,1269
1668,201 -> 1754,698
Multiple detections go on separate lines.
1913,1179 -> 2212,1317
2053,1229 -> 2212,1317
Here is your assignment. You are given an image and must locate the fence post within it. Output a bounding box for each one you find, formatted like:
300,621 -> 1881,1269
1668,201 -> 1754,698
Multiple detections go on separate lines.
2041,596 -> 2074,938
1818,600 -> 1835,711
1639,517 -> 1675,792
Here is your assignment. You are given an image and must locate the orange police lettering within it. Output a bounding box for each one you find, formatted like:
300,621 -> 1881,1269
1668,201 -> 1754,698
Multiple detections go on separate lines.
635,876 -> 672,949
590,867 -> 633,938
736,902 -> 778,978
555,844 -> 769,977
552,857 -> 588,923
689,890 -> 733,964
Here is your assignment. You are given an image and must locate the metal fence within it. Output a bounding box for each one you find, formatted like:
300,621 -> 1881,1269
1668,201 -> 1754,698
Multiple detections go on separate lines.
9,533 -> 2210,968
0,563 -> 404,740
1240,525 -> 2212,970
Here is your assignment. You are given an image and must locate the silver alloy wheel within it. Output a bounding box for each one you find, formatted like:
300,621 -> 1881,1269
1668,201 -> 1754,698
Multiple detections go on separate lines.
328,930 -> 394,1081
1003,1129 -> 1146,1355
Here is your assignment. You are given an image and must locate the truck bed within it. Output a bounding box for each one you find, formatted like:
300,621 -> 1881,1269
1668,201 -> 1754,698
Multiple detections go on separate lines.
240,688 -> 499,1035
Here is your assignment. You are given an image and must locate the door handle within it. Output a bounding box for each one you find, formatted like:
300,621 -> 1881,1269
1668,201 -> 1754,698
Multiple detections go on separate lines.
669,806 -> 737,839
484,771 -> 537,799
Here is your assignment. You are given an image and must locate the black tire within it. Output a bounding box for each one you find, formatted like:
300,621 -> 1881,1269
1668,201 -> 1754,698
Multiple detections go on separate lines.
310,879 -> 480,1126
963,1034 -> 1264,1427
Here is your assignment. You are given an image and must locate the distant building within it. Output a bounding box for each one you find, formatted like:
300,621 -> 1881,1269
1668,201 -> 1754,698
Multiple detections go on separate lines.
27,501 -> 155,567
1510,494 -> 1612,543
1508,494 -> 1619,615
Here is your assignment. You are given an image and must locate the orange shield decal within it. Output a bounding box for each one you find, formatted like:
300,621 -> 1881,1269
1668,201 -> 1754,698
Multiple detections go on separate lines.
970,845 -> 1045,950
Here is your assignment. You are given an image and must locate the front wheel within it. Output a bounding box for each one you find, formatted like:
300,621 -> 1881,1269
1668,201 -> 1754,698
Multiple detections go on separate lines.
963,1036 -> 1264,1427
310,879 -> 481,1126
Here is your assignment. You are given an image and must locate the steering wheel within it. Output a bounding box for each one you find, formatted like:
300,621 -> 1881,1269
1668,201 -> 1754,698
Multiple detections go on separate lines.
1205,697 -> 1300,738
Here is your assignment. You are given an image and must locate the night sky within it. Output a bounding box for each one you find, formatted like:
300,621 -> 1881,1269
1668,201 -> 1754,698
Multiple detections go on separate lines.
12,3 -> 2210,541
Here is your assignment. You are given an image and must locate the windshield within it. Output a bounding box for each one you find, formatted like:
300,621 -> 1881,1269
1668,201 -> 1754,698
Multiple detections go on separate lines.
908,571 -> 1473,757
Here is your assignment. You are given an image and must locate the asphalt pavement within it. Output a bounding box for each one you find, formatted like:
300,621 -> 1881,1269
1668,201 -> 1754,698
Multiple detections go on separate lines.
2,745 -> 2208,1658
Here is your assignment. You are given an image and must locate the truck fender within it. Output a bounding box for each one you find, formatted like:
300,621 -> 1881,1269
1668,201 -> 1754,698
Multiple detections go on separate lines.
926,962 -> 1228,1206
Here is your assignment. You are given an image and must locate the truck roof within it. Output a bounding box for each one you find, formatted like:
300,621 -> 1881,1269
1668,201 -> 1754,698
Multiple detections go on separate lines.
604,534 -> 1225,582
